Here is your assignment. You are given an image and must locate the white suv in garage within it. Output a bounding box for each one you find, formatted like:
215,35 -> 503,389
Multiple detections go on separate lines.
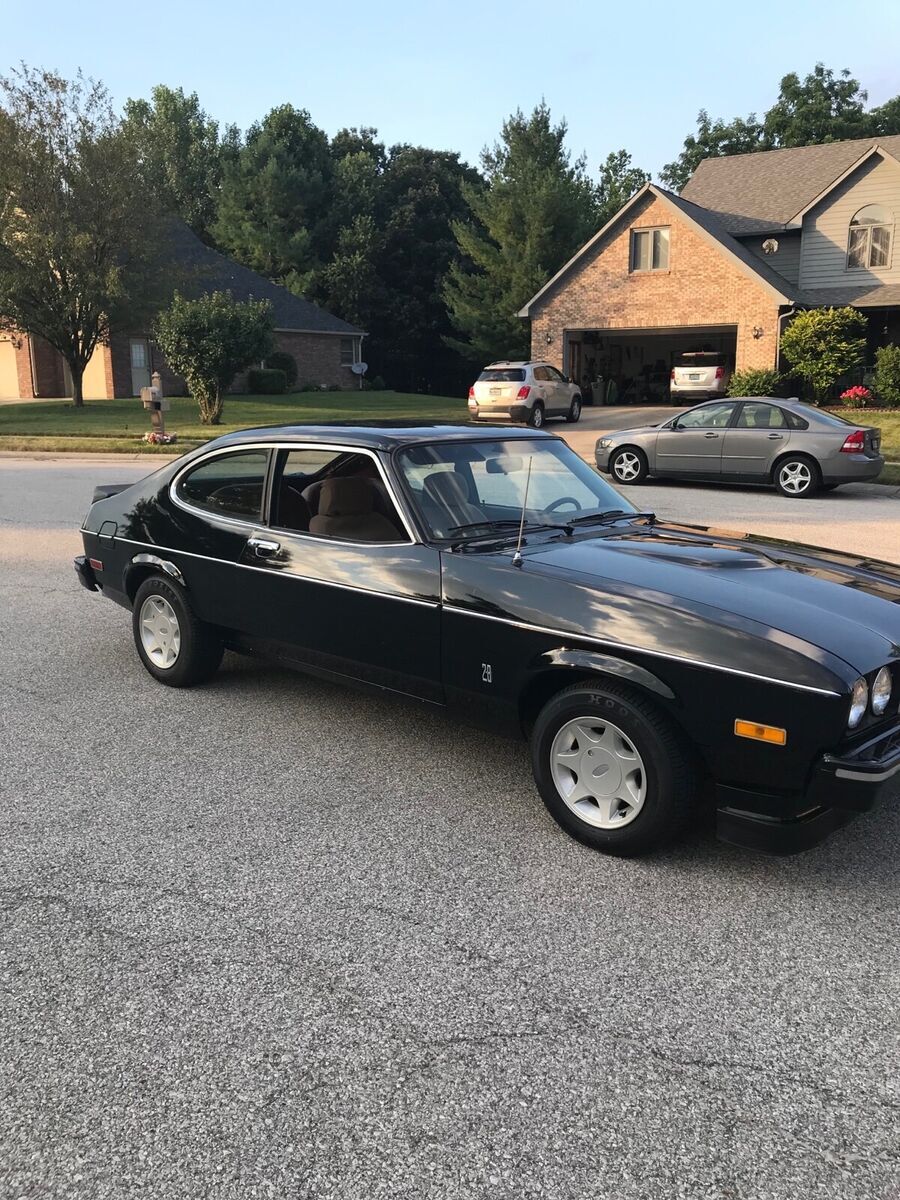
468,361 -> 582,427
670,351 -> 732,402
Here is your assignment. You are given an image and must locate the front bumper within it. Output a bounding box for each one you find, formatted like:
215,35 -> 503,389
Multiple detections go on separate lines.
595,444 -> 612,471
74,554 -> 99,592
716,719 -> 900,854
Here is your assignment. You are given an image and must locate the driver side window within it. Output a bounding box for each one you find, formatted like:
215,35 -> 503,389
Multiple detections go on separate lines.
678,402 -> 737,430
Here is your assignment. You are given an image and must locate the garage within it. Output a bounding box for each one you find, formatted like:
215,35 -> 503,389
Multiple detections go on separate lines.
565,324 -> 737,406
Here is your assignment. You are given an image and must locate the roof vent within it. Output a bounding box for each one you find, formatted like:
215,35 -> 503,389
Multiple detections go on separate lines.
762,238 -> 779,255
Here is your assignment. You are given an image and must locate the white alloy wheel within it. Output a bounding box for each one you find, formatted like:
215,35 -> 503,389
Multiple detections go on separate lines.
139,594 -> 182,669
778,459 -> 813,495
613,451 -> 642,482
531,405 -> 544,428
549,716 -> 647,829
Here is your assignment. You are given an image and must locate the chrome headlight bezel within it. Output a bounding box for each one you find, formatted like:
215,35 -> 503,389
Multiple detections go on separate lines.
871,666 -> 892,717
848,677 -> 868,729
598,438 -> 613,449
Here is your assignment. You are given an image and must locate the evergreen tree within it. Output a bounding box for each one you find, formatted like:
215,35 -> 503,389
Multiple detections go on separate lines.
597,150 -> 650,222
444,103 -> 598,364
213,105 -> 332,294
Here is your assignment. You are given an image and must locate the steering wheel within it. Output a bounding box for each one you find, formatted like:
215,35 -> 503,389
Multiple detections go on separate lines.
543,496 -> 582,514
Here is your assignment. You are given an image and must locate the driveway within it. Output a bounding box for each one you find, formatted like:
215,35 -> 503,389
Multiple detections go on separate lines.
1,457 -> 899,1200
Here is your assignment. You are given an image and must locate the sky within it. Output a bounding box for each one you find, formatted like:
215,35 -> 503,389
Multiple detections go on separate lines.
4,0 -> 900,179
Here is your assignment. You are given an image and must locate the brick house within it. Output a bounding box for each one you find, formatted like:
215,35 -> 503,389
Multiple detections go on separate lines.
519,136 -> 900,402
0,224 -> 365,400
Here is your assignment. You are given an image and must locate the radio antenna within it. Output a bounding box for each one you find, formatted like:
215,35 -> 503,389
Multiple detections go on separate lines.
511,455 -> 533,568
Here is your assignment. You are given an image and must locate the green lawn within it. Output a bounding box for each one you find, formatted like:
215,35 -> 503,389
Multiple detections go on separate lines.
0,390 -> 469,453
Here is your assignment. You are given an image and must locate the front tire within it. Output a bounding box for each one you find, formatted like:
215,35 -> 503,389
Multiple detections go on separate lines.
132,575 -> 223,688
566,395 -> 582,423
609,446 -> 648,485
774,454 -> 820,498
528,401 -> 545,428
531,682 -> 698,856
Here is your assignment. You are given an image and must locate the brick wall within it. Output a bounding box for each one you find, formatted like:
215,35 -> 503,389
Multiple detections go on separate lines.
529,193 -> 782,373
274,331 -> 355,389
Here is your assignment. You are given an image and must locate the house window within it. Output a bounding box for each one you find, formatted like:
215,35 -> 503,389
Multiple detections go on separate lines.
630,227 -> 669,272
340,338 -> 355,366
847,205 -> 892,270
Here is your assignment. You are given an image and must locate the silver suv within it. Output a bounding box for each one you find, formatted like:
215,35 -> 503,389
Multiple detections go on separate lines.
670,351 -> 732,402
468,361 -> 582,427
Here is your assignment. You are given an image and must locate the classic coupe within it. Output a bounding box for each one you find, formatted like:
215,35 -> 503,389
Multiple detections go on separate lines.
75,424 -> 900,857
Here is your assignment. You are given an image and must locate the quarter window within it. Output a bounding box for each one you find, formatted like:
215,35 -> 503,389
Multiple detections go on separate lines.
631,227 -> 669,272
847,205 -> 892,269
177,449 -> 269,519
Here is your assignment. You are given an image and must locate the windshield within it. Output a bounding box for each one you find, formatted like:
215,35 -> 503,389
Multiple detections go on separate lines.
478,368 -> 526,382
396,437 -> 635,540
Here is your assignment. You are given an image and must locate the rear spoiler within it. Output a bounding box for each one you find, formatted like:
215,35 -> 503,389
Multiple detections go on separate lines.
91,483 -> 132,503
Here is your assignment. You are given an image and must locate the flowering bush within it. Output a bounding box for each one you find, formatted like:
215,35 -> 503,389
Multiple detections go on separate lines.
838,385 -> 872,406
143,431 -> 178,445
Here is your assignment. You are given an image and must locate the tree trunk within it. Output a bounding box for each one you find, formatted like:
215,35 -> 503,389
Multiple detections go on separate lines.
70,360 -> 84,408
197,384 -> 224,425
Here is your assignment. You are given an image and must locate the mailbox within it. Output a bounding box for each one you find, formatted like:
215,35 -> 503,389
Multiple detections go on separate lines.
140,386 -> 169,411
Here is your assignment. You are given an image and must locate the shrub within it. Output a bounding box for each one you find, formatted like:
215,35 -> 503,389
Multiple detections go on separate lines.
154,291 -> 274,424
779,307 -> 867,403
370,375 -> 387,391
247,367 -> 286,395
874,344 -> 900,407
265,350 -> 298,388
838,385 -> 872,406
299,381 -> 319,392
726,368 -> 783,397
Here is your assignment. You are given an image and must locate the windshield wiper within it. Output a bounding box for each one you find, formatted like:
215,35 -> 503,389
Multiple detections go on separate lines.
446,519 -> 522,536
565,509 -> 656,528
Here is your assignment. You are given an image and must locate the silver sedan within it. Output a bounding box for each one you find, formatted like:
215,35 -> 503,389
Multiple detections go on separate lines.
595,396 -> 884,498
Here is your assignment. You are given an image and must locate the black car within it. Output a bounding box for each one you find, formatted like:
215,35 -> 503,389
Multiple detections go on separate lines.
75,424 -> 900,857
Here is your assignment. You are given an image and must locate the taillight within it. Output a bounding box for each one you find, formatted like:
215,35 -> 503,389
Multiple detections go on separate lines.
670,369 -> 675,382
517,386 -> 531,400
840,430 -> 866,454
714,366 -> 725,379
468,386 -> 475,398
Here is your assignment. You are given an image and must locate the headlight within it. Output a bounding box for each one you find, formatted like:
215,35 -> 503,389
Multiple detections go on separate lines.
848,677 -> 868,729
872,667 -> 892,716
599,438 -> 613,449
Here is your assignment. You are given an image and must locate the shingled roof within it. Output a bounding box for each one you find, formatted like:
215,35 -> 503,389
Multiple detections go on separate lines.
680,136 -> 900,235
167,223 -> 364,335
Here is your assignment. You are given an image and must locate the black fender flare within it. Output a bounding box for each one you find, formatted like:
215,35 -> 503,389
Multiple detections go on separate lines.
533,647 -> 675,701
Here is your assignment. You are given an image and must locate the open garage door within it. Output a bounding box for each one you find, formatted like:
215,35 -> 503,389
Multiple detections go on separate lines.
565,325 -> 737,405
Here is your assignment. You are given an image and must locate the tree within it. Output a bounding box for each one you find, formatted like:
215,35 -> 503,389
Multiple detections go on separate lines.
779,307 -> 867,403
660,110 -> 765,191
123,84 -> 230,239
597,150 -> 650,223
0,65 -> 167,406
213,105 -> 332,294
444,102 -> 598,364
154,291 -> 273,424
661,64 -> 900,191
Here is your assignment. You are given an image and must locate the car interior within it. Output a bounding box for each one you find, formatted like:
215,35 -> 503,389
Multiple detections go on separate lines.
272,451 -> 406,542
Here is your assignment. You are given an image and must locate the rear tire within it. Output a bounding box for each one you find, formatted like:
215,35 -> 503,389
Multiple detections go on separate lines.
132,575 -> 223,688
609,446 -> 648,485
528,402 -> 545,428
566,396 -> 582,423
531,682 -> 699,856
774,454 -> 820,498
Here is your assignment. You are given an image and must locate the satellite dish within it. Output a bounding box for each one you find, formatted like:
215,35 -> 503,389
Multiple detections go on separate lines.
762,238 -> 779,255
351,361 -> 368,375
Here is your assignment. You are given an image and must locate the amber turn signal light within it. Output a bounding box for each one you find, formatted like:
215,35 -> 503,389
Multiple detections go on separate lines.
734,719 -> 787,746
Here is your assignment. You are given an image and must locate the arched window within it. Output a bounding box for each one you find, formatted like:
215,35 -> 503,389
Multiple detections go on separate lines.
847,204 -> 893,269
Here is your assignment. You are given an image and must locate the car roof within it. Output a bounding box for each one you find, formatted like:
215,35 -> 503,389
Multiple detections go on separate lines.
206,423 -> 558,452
484,360 -> 547,368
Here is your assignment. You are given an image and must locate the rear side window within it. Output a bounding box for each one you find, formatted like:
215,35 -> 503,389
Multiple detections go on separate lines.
478,368 -> 526,383
177,449 -> 269,519
736,402 -> 787,429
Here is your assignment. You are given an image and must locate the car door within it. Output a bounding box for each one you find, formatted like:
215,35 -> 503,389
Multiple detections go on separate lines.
654,400 -> 739,476
531,366 -> 555,412
546,365 -> 571,413
722,401 -> 791,477
238,444 -> 443,703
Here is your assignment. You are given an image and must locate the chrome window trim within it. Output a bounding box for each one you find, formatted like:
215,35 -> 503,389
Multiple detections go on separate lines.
170,440 -> 419,546
111,536 -> 439,608
441,604 -> 842,697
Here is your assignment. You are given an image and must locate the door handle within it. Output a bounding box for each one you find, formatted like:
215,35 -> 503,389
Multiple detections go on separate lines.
704,432 -> 720,438
248,537 -> 281,559
768,433 -> 784,440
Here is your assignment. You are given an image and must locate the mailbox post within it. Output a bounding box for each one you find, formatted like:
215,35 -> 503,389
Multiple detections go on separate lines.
140,371 -> 170,434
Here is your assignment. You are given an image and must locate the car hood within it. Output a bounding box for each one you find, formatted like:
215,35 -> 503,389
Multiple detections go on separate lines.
522,521 -> 900,675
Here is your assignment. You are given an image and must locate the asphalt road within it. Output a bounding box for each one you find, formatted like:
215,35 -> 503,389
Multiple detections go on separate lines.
2,456 -> 899,1200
